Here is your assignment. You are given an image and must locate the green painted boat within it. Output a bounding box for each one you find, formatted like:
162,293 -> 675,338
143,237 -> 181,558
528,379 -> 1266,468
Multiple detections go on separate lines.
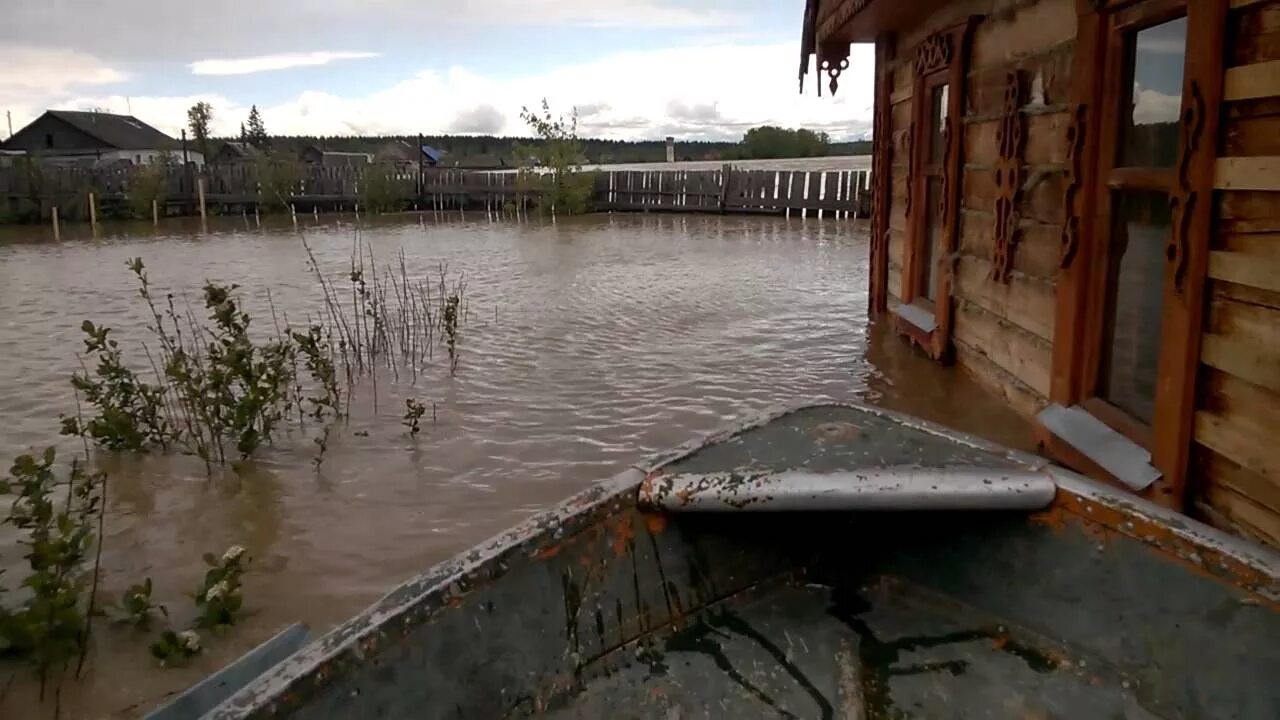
168,403 -> 1277,719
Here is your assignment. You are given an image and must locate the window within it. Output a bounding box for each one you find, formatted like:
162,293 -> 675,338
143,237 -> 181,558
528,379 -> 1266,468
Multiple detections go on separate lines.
1098,190 -> 1170,425
1044,0 -> 1224,506
893,20 -> 976,361
918,84 -> 949,304
1085,13 -> 1188,436
45,133 -> 54,149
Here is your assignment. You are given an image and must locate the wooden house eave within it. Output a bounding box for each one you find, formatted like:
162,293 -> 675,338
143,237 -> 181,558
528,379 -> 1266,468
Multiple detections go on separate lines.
816,0 -> 953,44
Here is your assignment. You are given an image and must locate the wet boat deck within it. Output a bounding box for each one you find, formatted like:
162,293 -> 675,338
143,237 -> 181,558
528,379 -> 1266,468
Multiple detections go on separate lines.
539,573 -> 1136,719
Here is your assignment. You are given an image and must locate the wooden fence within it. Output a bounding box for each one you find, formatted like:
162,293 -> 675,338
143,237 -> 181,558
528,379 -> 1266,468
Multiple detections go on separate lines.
0,162 -> 871,222
598,167 -> 870,216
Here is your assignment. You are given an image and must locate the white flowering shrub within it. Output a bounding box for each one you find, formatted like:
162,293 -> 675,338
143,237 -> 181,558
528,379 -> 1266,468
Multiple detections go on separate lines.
194,545 -> 249,630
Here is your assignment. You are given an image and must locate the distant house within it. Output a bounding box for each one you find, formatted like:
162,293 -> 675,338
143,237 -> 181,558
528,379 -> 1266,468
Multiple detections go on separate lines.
0,110 -> 203,167
300,146 -> 372,167
450,154 -> 508,170
374,140 -> 445,168
211,141 -> 254,165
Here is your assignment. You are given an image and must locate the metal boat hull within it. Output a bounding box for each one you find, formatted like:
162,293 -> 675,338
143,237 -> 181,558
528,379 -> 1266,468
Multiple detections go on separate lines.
202,404 -> 1280,719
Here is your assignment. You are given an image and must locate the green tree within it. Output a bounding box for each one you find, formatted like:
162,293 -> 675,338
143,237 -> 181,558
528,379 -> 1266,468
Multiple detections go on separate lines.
516,99 -> 594,215
245,106 -> 269,152
128,153 -> 174,219
741,125 -> 831,159
252,153 -> 303,210
186,102 -> 213,164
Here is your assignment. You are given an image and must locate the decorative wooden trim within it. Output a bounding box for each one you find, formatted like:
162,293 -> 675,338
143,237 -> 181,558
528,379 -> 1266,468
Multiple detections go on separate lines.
896,17 -> 977,363
1150,0 -> 1228,510
1169,80 -> 1206,293
1047,1 -> 1129,458
1214,157 -> 1280,191
914,32 -> 953,76
818,40 -> 852,96
816,0 -> 873,46
869,34 -> 895,316
901,131 -> 914,220
1060,106 -> 1090,273
992,71 -> 1027,283
1223,60 -> 1280,102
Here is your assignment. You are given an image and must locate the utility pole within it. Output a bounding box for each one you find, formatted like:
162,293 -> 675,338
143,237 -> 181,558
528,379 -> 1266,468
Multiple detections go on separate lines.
5,111 -> 11,140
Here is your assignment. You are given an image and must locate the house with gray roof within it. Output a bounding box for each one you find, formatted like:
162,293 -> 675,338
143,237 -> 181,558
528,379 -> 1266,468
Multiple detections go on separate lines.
0,110 -> 204,167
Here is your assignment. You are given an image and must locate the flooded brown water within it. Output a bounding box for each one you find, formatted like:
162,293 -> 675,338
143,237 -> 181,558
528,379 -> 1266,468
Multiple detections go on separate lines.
0,213 -> 1032,718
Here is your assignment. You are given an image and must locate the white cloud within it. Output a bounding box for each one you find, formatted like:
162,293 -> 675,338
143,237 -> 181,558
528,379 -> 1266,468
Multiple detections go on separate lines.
190,51 -> 379,76
2,1 -> 740,63
1132,85 -> 1181,126
469,0 -> 737,27
0,45 -> 127,130
51,41 -> 874,143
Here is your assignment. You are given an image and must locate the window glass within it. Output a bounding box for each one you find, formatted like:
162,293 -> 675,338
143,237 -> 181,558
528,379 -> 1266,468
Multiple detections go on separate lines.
921,177 -> 944,302
1099,190 -> 1169,424
1120,17 -> 1187,168
929,84 -> 949,166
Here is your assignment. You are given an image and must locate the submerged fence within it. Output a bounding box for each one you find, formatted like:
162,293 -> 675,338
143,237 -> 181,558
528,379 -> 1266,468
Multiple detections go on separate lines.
599,167 -> 869,216
0,161 -> 871,222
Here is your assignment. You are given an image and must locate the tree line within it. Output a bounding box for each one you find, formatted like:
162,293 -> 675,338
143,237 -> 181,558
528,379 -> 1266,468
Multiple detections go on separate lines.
186,104 -> 869,166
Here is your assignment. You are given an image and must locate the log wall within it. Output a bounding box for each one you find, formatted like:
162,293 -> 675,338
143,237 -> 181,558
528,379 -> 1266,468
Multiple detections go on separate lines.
877,0 -> 1072,417
872,0 -> 1280,548
1194,0 -> 1280,547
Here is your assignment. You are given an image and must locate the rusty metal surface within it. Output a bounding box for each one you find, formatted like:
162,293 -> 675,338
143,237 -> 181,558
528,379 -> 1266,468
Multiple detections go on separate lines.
204,402 -> 1279,719
641,467 -> 1056,511
1048,465 -> 1280,602
203,467 -> 649,719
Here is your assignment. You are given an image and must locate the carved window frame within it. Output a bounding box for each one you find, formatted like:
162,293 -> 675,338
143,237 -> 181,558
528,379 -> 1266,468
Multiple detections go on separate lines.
893,19 -> 977,362
1043,0 -> 1226,508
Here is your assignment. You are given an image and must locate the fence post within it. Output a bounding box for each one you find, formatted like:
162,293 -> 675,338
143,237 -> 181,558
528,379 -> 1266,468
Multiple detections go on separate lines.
88,191 -> 97,231
52,205 -> 60,241
152,199 -> 159,226
197,177 -> 207,227
718,164 -> 731,214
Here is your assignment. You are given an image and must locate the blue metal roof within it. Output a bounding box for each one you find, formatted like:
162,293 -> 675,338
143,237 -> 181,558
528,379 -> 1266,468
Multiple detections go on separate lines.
421,145 -> 445,163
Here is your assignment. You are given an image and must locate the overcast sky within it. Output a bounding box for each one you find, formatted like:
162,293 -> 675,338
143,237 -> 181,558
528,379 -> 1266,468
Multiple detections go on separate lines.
0,0 -> 874,142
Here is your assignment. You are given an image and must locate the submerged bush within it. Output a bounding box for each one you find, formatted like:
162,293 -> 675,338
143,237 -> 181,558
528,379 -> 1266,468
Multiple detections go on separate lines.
516,99 -> 595,215
66,259 -> 343,467
194,545 -> 248,631
359,166 -> 410,214
0,448 -> 104,691
67,249 -> 466,468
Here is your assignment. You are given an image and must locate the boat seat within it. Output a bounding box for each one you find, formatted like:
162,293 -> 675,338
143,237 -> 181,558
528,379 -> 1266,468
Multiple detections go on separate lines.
639,404 -> 1056,512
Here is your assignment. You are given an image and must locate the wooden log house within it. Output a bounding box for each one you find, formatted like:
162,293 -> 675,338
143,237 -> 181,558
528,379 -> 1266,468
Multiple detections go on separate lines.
801,0 -> 1280,548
